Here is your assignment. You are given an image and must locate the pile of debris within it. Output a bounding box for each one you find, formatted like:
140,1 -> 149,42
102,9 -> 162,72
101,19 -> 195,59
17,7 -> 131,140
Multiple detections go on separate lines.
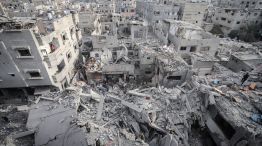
12,78 -> 205,146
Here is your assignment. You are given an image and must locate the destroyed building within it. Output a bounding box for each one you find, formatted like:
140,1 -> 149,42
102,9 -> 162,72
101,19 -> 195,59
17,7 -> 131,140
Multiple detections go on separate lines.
115,0 -> 136,17
180,1 -> 208,27
136,0 -> 180,28
226,51 -> 262,73
211,0 -> 262,35
156,19 -> 220,56
0,11 -> 82,97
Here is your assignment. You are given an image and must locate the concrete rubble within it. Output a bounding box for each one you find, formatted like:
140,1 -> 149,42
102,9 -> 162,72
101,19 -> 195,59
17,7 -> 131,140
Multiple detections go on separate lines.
16,60 -> 261,146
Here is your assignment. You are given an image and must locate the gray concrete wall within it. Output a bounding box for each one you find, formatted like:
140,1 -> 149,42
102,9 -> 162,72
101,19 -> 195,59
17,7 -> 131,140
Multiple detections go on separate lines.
0,30 -> 53,88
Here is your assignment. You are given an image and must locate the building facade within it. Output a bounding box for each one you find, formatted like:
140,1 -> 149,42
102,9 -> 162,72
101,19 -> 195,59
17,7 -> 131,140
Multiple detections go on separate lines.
0,12 -> 81,94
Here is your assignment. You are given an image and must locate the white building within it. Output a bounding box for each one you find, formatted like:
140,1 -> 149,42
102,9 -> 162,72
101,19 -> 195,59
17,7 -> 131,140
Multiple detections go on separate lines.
115,0 -> 136,17
93,0 -> 116,14
0,12 -> 82,95
162,20 -> 220,56
136,0 -> 180,27
181,2 -> 208,27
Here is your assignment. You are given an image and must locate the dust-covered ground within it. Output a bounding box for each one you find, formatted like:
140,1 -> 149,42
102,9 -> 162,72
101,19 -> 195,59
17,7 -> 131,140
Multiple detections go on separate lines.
0,104 -> 34,146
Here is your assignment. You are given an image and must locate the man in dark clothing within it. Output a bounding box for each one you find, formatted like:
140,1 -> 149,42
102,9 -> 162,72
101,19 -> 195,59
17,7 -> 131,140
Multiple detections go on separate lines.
241,72 -> 249,85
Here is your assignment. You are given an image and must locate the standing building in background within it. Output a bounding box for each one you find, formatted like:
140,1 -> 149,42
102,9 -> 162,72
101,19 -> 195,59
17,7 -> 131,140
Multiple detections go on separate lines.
211,0 -> 262,34
115,0 -> 136,17
181,2 -> 208,27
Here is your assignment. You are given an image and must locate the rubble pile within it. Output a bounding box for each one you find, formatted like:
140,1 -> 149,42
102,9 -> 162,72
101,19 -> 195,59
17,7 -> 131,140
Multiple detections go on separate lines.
12,79 -> 205,146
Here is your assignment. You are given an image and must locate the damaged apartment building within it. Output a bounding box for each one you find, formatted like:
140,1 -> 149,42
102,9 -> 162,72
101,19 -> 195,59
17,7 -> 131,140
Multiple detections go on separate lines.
0,0 -> 69,18
136,0 -> 208,30
211,0 -> 262,34
0,11 -> 82,99
84,13 -> 149,82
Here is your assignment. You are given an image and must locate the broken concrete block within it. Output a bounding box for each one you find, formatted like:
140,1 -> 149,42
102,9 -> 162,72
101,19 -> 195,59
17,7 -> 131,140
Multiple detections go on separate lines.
208,93 -> 216,105
159,134 -> 178,146
90,89 -> 101,102
127,90 -> 152,99
96,95 -> 105,121
40,97 -> 55,101
121,100 -> 143,113
120,129 -> 136,141
12,130 -> 34,139
16,105 -> 29,111
249,83 -> 256,90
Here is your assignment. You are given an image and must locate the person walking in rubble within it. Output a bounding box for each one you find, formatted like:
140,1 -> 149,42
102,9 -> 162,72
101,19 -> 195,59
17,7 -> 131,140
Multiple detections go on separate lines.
241,72 -> 249,85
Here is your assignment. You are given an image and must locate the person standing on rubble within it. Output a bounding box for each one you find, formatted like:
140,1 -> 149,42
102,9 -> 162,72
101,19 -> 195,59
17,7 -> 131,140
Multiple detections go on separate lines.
241,72 -> 249,85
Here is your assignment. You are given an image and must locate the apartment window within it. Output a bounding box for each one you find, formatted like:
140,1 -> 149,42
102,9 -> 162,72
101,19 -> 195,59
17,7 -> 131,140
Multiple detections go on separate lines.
147,57 -> 151,59
180,46 -> 186,51
236,21 -> 240,24
49,37 -> 60,52
57,60 -> 65,73
70,27 -> 74,39
145,71 -> 152,74
17,48 -> 31,56
190,46 -> 197,52
167,76 -> 181,80
154,11 -> 160,15
8,73 -> 15,77
221,17 -> 226,21
95,53 -> 99,57
29,71 -> 41,78
200,46 -> 210,52
62,33 -> 68,42
74,44 -> 77,50
67,52 -> 72,61
105,25 -> 110,31
0,90 -> 4,96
